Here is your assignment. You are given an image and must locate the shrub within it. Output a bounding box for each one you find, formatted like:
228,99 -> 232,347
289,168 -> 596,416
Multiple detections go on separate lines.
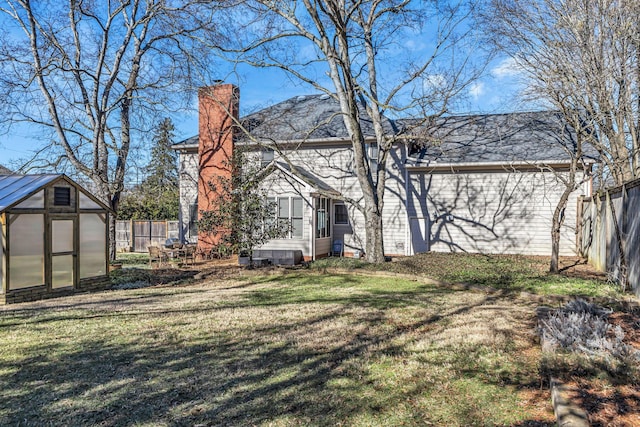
540,299 -> 639,376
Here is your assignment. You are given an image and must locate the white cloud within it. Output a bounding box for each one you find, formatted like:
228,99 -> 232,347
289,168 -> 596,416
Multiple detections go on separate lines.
469,82 -> 485,100
404,38 -> 427,51
492,57 -> 521,79
424,73 -> 446,90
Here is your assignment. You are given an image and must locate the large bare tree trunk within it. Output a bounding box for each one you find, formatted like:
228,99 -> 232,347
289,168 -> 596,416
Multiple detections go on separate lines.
0,1 -> 222,261
222,0 -> 483,262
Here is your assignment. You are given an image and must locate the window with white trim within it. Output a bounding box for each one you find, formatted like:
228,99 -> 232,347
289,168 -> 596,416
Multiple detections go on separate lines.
291,198 -> 303,238
315,197 -> 330,238
366,143 -> 378,174
261,148 -> 274,167
272,196 -> 303,239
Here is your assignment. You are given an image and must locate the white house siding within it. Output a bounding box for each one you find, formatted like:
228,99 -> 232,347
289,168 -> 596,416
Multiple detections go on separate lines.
407,168 -> 585,256
177,151 -> 199,243
277,142 -> 408,257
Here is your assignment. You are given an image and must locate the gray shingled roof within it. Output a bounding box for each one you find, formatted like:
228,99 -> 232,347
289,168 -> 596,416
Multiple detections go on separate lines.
239,94 -> 395,141
174,93 -> 596,165
403,111 -> 598,165
272,161 -> 339,194
0,174 -> 60,211
173,94 -> 396,148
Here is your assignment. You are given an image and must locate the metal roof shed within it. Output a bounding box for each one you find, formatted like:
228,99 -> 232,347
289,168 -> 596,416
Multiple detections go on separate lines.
0,174 -> 111,304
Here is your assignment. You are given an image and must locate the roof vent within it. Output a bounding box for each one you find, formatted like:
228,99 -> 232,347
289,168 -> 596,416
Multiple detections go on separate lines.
296,95 -> 306,102
319,94 -> 330,100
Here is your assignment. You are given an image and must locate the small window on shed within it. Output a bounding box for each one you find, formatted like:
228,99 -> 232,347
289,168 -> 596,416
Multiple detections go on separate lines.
53,187 -> 71,206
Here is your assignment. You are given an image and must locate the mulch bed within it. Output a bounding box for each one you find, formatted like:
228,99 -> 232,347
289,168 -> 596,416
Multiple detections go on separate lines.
561,308 -> 640,426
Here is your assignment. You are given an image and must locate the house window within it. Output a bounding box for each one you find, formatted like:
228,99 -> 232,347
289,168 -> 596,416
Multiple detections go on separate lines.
334,204 -> 348,225
271,197 -> 303,239
292,198 -> 303,238
188,202 -> 198,238
366,143 -> 378,174
261,148 -> 274,167
278,198 -> 289,230
53,187 -> 71,206
315,197 -> 330,238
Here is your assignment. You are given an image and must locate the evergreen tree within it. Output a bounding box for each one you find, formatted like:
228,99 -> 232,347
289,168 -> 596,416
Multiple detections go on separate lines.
118,118 -> 179,220
144,118 -> 179,191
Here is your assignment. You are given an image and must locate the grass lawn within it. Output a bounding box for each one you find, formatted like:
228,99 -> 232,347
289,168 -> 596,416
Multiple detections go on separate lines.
0,272 -> 556,426
312,252 -> 623,298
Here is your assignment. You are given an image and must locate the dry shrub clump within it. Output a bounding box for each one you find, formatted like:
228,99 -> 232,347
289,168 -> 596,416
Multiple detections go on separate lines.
540,299 -> 639,378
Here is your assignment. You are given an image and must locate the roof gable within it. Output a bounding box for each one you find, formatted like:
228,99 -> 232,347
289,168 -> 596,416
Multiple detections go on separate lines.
0,174 -> 110,212
0,174 -> 61,211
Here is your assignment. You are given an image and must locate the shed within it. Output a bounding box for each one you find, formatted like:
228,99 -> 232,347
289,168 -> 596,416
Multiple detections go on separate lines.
0,174 -> 111,304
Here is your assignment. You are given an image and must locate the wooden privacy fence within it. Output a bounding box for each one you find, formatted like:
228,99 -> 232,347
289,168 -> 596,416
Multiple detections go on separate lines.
579,178 -> 640,297
116,220 -> 179,252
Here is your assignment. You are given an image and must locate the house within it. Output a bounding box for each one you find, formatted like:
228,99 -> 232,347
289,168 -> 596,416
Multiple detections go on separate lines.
172,84 -> 595,261
0,174 -> 111,303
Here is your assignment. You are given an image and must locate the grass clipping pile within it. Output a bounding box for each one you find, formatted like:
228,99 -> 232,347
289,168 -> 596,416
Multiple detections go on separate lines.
539,299 -> 640,426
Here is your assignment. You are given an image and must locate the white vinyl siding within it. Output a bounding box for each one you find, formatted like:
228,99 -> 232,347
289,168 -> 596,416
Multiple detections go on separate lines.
407,169 -> 584,256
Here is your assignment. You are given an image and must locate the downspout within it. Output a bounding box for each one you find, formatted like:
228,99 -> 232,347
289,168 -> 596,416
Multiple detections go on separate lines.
311,196 -> 316,261
404,165 -> 410,256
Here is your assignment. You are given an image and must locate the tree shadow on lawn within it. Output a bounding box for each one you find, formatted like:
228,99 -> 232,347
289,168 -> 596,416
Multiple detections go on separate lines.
0,278 -> 553,426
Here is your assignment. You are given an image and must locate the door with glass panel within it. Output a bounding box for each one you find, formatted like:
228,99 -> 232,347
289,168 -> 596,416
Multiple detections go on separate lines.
51,218 -> 76,289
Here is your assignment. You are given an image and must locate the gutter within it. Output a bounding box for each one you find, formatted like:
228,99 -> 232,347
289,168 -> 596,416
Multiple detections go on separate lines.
405,159 -> 594,172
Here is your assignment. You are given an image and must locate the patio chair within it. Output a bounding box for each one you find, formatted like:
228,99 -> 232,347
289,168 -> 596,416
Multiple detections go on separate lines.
183,244 -> 197,266
148,245 -> 168,268
331,240 -> 343,257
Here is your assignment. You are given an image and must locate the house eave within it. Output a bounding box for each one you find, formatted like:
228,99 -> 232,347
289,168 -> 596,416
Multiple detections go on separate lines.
405,159 -> 595,172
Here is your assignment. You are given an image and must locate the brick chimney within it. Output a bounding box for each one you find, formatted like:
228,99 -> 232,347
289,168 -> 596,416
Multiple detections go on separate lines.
197,84 -> 239,252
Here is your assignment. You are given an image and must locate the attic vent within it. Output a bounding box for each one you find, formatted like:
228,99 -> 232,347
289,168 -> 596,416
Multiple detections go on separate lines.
296,95 -> 306,102
320,94 -> 330,100
53,187 -> 71,206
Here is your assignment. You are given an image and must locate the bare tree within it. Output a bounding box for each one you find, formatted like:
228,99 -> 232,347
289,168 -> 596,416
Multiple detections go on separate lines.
486,0 -> 639,273
488,0 -> 640,186
0,0 -> 222,258
217,0 -> 485,262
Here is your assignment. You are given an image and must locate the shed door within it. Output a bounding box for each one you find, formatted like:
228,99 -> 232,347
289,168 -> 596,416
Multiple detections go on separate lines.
51,218 -> 76,289
409,217 -> 430,255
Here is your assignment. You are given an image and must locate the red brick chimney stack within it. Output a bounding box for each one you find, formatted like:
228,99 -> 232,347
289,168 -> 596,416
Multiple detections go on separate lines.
197,83 -> 239,252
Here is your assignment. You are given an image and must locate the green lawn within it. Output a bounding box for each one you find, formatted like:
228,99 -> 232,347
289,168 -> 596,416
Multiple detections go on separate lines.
0,272 -> 555,426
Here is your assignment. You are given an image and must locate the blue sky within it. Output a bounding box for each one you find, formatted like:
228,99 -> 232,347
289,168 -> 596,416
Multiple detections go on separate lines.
0,51 -> 527,171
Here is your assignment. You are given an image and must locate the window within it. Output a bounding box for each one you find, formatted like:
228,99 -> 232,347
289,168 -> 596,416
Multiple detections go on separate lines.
315,197 -> 330,238
272,196 -> 303,239
54,187 -> 71,206
334,204 -> 348,225
292,198 -> 303,238
366,143 -> 378,174
278,198 -> 289,229
261,148 -> 274,167
188,202 -> 198,238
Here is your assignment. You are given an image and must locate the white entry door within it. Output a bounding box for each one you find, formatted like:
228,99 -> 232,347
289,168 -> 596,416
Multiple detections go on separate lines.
409,217 -> 430,255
